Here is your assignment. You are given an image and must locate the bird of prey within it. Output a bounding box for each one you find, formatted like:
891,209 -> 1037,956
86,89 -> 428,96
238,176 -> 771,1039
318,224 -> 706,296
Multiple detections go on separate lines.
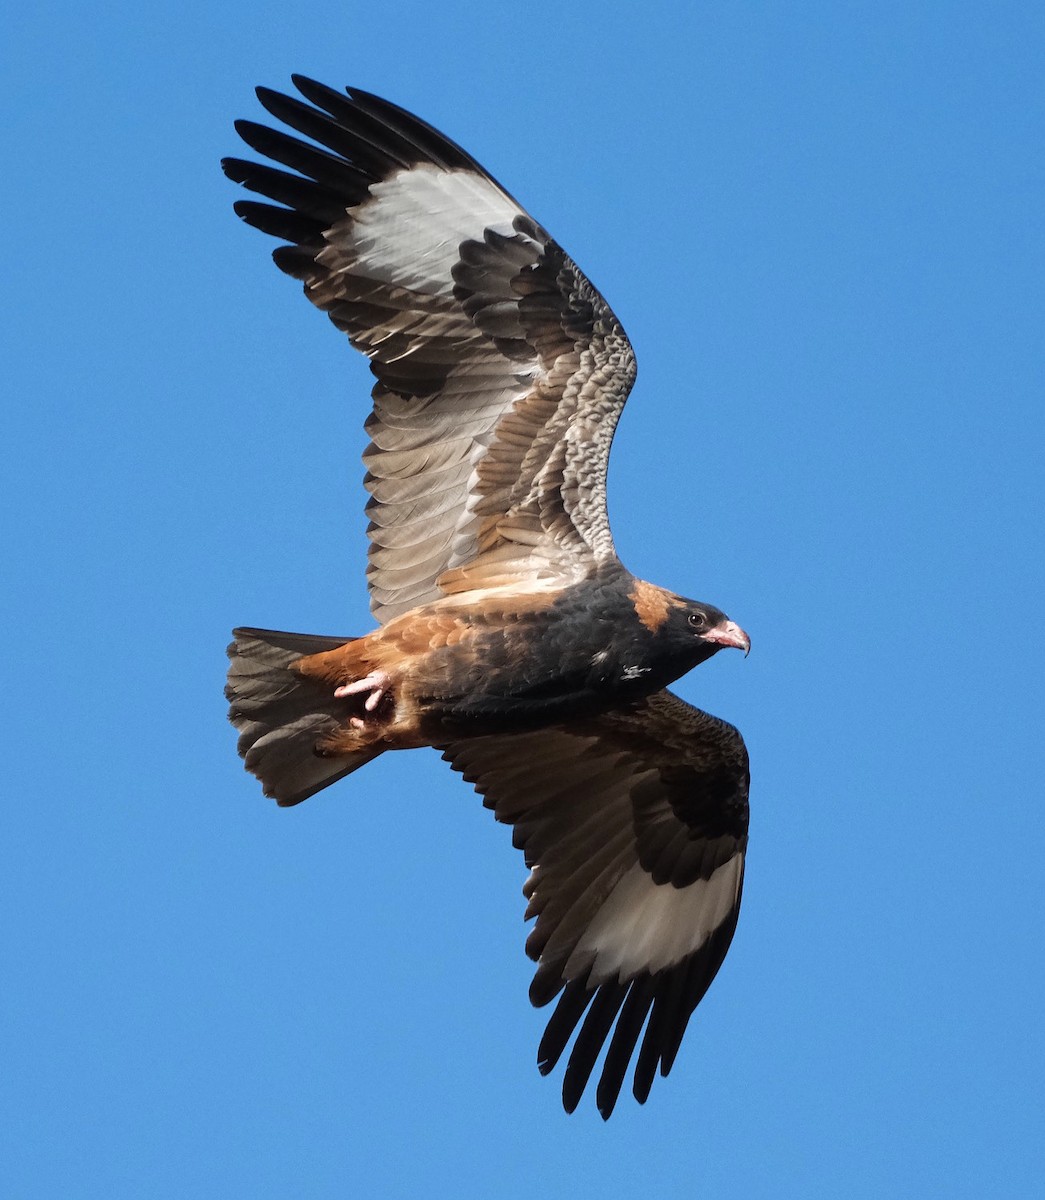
223,76 -> 751,1119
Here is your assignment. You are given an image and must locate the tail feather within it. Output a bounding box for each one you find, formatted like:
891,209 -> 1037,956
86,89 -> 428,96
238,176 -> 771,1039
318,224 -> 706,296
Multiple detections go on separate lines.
226,627 -> 381,806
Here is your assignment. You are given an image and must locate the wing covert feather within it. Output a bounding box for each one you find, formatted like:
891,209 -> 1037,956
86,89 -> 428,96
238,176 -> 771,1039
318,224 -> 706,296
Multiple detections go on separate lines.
441,690 -> 749,1117
223,78 -> 637,622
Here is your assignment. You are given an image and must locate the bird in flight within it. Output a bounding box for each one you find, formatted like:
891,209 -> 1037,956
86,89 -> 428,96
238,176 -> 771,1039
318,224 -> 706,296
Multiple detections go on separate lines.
223,76 -> 751,1118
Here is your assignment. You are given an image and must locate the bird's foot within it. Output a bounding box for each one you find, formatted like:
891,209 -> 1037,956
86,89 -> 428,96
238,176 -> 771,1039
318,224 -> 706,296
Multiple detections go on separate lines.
335,670 -> 393,728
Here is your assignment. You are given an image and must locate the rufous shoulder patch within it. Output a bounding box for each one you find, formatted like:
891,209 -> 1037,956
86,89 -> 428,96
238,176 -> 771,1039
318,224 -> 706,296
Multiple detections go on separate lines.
630,579 -> 674,634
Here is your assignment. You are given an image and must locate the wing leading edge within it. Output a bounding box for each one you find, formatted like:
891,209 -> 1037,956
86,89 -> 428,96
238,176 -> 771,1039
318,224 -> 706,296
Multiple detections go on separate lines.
223,77 -> 637,623
442,690 -> 749,1117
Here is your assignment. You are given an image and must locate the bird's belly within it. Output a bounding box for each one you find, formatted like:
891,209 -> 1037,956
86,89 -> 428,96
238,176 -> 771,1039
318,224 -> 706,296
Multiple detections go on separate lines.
416,668 -> 613,734
301,575 -> 665,745
408,628 -> 655,736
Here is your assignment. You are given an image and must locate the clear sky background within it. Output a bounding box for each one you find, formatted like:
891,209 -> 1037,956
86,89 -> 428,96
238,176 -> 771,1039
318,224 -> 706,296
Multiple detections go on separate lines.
4,2 -> 1043,1196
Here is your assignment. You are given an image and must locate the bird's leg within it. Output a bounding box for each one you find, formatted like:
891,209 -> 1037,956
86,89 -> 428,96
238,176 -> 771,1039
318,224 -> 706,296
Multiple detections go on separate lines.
335,670 -> 393,728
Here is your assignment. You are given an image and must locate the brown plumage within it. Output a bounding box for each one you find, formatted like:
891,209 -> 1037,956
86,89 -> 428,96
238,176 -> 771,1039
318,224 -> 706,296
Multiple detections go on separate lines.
223,76 -> 752,1118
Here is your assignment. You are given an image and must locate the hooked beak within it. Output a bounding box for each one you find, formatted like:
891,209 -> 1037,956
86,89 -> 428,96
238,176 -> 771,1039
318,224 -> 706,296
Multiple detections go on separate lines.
703,619 -> 751,657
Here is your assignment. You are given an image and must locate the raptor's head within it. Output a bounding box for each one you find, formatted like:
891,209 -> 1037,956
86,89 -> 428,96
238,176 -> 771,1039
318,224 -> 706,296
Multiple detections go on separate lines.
628,579 -> 750,675
660,599 -> 751,672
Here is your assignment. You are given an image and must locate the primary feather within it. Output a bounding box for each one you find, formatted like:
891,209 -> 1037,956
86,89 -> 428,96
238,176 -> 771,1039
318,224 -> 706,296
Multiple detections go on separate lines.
224,76 -> 750,1118
225,76 -> 635,622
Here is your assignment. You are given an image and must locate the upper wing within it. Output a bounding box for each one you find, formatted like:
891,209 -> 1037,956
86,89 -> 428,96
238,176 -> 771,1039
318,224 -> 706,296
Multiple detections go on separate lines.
223,77 -> 637,623
441,690 -> 749,1118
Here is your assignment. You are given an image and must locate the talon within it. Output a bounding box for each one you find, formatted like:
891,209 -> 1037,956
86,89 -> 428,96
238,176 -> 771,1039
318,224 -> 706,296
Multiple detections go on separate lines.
334,669 -> 393,719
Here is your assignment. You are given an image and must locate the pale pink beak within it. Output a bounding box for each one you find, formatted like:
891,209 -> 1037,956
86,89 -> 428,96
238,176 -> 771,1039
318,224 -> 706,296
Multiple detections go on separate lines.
703,619 -> 751,657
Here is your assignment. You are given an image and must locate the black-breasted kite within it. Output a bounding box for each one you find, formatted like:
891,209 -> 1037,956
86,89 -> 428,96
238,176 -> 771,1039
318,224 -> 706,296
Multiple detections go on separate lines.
223,77 -> 751,1118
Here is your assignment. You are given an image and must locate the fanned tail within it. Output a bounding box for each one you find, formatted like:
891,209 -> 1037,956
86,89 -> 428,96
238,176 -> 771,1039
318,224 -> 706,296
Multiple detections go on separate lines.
226,627 -> 382,805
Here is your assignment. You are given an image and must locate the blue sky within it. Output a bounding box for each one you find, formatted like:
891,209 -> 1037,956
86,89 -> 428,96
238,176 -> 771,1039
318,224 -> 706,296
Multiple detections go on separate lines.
4,2 -> 1043,1195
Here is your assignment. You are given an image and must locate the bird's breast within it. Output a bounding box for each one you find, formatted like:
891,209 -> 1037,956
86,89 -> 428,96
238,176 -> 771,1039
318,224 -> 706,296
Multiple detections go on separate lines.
383,572 -> 674,734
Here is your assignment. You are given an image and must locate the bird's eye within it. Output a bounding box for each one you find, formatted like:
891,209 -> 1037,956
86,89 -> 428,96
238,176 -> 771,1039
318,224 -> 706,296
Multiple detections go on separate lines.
688,611 -> 707,628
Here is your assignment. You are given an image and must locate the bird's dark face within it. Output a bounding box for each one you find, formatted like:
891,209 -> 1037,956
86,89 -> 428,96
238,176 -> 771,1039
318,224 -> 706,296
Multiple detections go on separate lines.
662,600 -> 751,670
619,576 -> 750,687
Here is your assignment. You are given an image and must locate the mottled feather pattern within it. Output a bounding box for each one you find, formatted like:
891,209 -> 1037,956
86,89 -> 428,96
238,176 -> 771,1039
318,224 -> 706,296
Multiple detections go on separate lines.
441,691 -> 747,1116
224,77 -> 751,1118
227,78 -> 636,622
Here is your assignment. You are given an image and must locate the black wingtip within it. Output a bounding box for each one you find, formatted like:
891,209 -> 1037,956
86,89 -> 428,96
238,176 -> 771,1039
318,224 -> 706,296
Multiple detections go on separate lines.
231,118 -> 276,158
535,976 -> 593,1081
291,73 -> 346,107
254,85 -> 310,131
559,984 -> 628,1115
220,156 -> 250,184
254,83 -> 282,109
